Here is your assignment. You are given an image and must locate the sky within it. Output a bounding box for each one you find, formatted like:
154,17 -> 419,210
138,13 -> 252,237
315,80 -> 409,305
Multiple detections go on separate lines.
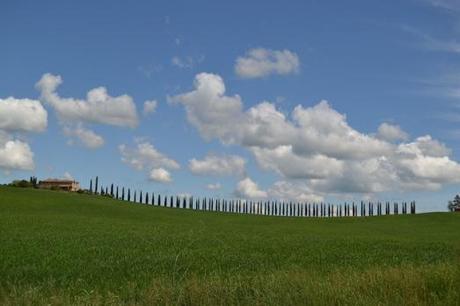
1,0 -> 460,212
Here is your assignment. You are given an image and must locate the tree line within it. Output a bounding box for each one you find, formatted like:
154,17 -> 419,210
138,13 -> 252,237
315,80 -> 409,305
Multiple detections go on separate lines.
88,176 -> 417,217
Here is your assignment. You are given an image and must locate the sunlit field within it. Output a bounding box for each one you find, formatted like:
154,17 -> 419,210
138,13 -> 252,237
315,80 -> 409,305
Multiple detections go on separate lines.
1,187 -> 459,305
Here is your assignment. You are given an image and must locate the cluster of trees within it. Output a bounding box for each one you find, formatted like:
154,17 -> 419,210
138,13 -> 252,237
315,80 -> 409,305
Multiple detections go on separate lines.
448,195 -> 460,212
8,177 -> 38,188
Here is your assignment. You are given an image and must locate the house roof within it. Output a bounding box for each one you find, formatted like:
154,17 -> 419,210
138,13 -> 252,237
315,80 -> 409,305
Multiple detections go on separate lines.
39,179 -> 77,184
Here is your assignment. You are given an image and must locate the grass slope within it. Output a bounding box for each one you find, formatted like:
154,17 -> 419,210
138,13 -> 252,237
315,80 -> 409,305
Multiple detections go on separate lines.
0,187 -> 459,305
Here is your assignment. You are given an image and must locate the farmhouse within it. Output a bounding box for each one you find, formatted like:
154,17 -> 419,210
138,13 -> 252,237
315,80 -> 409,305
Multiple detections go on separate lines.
38,179 -> 80,192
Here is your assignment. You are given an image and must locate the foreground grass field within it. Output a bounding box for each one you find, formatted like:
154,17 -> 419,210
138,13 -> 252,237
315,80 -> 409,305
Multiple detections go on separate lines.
0,187 -> 459,305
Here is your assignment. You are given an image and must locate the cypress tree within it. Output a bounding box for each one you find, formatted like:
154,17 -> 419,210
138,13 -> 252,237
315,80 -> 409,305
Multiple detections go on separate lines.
95,176 -> 99,195
116,186 -> 119,199
127,189 -> 131,201
139,191 -> 143,203
134,190 -> 137,203
170,196 -> 174,208
158,194 -> 161,206
151,193 -> 155,205
145,192 -> 149,204
122,187 -> 125,201
164,195 -> 167,207
110,184 -> 114,197
89,179 -> 93,193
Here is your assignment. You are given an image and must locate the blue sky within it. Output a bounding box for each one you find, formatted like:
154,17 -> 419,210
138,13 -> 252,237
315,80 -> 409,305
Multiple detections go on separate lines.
1,0 -> 460,212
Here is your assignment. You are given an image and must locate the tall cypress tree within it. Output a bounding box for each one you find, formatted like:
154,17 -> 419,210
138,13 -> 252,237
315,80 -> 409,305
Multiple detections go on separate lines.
110,184 -> 114,197
122,187 -> 125,201
145,192 -> 149,204
116,186 -> 119,199
127,189 -> 131,202
95,176 -> 99,195
89,179 -> 93,193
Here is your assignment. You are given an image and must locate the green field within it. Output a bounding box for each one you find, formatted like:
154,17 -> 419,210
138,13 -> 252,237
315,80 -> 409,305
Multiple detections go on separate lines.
0,187 -> 459,305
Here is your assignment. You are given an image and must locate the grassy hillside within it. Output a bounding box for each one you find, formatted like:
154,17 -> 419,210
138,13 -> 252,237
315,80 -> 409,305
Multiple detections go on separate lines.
0,187 -> 459,305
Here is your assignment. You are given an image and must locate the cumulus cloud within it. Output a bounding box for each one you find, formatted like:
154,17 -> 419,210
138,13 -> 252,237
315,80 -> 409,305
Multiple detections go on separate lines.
251,146 -> 343,179
174,72 -> 460,200
169,73 -> 244,143
149,168 -> 172,183
63,125 -> 105,149
189,154 -> 246,177
36,73 -> 139,128
235,48 -> 300,78
206,183 -> 222,190
143,100 -> 158,115
0,97 -> 47,132
268,181 -> 323,203
119,141 -> 180,171
235,177 -> 267,199
0,133 -> 34,171
0,97 -> 47,171
377,123 -> 409,142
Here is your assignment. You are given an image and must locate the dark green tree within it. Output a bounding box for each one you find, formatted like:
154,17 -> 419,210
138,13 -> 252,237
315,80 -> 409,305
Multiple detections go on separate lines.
95,176 -> 99,195
448,195 -> 460,212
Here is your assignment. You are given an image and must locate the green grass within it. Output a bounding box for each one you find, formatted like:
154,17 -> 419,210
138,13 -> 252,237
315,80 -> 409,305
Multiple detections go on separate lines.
0,186 -> 459,305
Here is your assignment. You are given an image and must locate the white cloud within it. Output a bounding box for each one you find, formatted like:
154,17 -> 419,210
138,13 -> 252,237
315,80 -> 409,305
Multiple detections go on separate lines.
36,73 -> 139,128
172,55 -> 204,69
235,177 -> 267,199
251,146 -> 343,179
291,101 -> 392,159
174,72 -> 460,199
206,183 -> 222,190
169,73 -> 245,144
0,133 -> 34,171
377,123 -> 409,142
423,0 -> 460,12
63,125 -> 105,149
143,100 -> 158,115
268,181 -> 323,203
402,25 -> 460,54
119,141 -> 180,171
0,97 -> 47,132
63,172 -> 74,180
235,48 -> 300,79
189,154 -> 246,177
0,97 -> 46,171
149,168 -> 172,183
